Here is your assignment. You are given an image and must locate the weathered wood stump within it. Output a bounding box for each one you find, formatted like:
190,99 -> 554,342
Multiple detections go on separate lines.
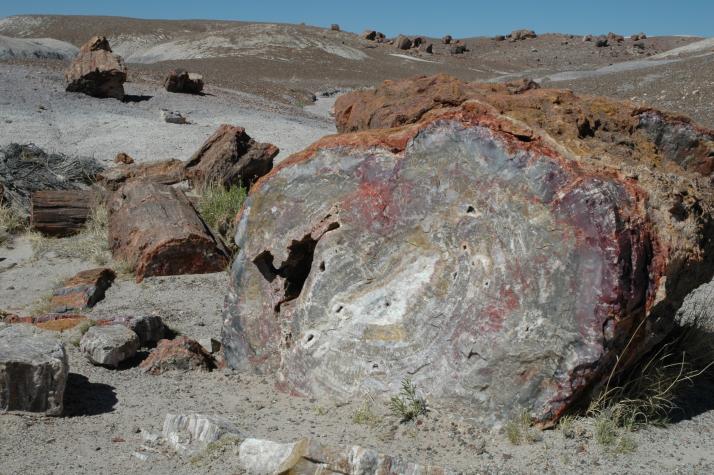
30,190 -> 93,237
108,181 -> 229,282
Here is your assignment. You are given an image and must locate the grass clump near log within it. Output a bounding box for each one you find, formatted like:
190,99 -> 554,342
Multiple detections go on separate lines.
585,319 -> 714,453
0,198 -> 26,244
197,184 -> 247,244
29,204 -> 133,277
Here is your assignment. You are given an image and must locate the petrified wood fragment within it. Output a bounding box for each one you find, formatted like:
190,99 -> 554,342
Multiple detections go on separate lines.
184,125 -> 279,190
30,190 -> 93,237
224,78 -> 714,426
108,181 -> 229,282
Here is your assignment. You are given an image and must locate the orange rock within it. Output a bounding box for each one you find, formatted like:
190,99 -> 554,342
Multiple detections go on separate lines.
49,268 -> 115,313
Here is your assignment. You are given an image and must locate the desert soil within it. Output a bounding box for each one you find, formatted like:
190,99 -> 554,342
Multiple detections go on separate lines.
2,14 -> 714,475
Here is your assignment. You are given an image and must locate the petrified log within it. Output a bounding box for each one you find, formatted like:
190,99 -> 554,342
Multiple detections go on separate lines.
97,159 -> 186,191
49,268 -> 116,313
65,36 -> 126,100
30,190 -> 93,237
0,323 -> 68,415
108,181 -> 229,282
334,74 -> 714,177
164,69 -> 204,94
223,76 -> 714,426
184,125 -> 279,190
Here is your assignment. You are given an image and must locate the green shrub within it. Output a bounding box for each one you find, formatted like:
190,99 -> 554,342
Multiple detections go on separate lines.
388,378 -> 428,422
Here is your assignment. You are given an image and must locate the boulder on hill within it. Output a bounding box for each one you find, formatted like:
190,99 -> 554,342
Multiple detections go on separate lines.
223,74 -> 714,426
395,35 -> 412,50
164,69 -> 204,94
65,36 -> 126,100
607,32 -> 625,43
449,44 -> 467,54
0,323 -> 68,415
442,35 -> 453,44
631,32 -> 647,41
330,24 -> 340,31
184,124 -> 279,190
508,29 -> 537,41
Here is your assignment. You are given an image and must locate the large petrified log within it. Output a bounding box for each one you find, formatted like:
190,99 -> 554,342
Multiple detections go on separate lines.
30,190 -> 94,237
65,36 -> 127,100
223,76 -> 714,426
184,125 -> 279,190
108,181 -> 229,282
334,74 -> 714,176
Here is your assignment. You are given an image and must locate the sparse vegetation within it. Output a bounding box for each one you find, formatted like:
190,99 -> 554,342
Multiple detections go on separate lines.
70,319 -> 97,347
388,378 -> 428,422
353,397 -> 381,427
197,184 -> 247,244
29,205 -> 110,263
189,435 -> 241,465
28,204 -> 133,275
589,326 -> 714,432
0,198 -> 26,244
29,292 -> 55,316
505,408 -> 533,445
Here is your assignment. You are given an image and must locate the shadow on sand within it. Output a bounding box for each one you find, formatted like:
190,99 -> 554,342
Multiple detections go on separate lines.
64,373 -> 118,416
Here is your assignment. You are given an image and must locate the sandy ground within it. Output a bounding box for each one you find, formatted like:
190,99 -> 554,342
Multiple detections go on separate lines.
0,62 -> 335,165
3,232 -> 714,474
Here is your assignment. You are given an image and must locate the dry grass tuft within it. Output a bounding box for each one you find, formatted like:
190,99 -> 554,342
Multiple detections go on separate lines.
505,408 -> 536,445
0,198 -> 27,244
29,205 -> 110,263
197,184 -> 247,245
353,395 -> 381,427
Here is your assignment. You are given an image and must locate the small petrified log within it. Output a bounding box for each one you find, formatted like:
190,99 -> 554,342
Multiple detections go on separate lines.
49,268 -> 116,313
30,190 -> 94,237
108,181 -> 229,282
163,69 -> 204,94
184,125 -> 279,190
97,159 -> 186,191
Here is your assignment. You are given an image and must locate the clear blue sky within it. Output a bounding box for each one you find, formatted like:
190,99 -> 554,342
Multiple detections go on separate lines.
1,0 -> 711,38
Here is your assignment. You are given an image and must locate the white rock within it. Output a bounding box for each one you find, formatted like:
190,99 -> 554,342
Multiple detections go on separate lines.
162,413 -> 241,455
238,438 -> 308,475
160,109 -> 189,124
80,325 -> 139,367
0,323 -> 68,415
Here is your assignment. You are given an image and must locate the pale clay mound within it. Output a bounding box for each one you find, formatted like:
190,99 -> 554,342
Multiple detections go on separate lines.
0,34 -> 78,60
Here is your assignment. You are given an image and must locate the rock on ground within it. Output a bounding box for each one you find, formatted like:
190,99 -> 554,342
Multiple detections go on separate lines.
223,75 -> 714,426
65,36 -> 127,100
139,336 -> 215,374
184,124 -> 279,190
164,69 -> 204,94
101,315 -> 165,347
238,437 -> 457,474
162,413 -> 242,455
0,323 -> 68,415
50,267 -> 115,313
676,279 -> 714,332
80,324 -> 139,367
